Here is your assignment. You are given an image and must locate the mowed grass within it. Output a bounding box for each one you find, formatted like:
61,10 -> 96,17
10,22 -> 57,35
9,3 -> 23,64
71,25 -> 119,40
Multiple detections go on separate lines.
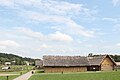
0,70 -> 28,80
29,71 -> 120,80
0,75 -> 19,80
0,70 -> 28,74
0,65 -> 34,80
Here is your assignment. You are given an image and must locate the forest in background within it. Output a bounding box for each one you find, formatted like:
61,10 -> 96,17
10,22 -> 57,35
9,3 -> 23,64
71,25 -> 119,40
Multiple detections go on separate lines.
0,53 -> 35,65
0,53 -> 120,66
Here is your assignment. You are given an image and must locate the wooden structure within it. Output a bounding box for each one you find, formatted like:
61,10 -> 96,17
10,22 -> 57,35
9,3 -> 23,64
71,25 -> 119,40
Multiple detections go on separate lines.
24,61 -> 30,66
43,55 -> 116,73
116,62 -> 120,69
35,59 -> 43,68
4,62 -> 11,65
88,55 -> 116,71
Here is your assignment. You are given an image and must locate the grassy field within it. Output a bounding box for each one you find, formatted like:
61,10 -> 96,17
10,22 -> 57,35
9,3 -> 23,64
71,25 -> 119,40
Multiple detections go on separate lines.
29,71 -> 120,80
0,65 -> 34,71
0,75 -> 19,80
0,70 -> 28,80
0,65 -> 34,80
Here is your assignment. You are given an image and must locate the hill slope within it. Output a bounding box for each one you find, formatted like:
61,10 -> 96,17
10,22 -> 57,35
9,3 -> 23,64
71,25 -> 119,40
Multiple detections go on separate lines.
0,53 -> 35,65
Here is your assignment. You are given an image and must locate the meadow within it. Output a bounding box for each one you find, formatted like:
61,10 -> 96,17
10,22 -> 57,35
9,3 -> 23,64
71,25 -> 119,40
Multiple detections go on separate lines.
29,71 -> 120,80
0,75 -> 19,80
0,65 -> 34,80
0,69 -> 28,80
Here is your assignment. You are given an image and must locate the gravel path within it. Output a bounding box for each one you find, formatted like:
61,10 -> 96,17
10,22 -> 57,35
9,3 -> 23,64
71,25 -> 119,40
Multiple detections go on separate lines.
13,70 -> 35,80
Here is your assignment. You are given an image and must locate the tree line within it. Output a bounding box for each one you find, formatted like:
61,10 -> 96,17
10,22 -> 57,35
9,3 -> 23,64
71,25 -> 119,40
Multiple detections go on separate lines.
0,53 -> 35,65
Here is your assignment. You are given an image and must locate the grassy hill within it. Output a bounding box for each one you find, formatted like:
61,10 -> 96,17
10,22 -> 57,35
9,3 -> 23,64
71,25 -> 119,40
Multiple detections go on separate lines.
0,53 -> 35,65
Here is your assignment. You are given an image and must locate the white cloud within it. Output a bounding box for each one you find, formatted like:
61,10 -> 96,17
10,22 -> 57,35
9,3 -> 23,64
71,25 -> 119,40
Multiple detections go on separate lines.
65,20 -> 95,37
112,0 -> 120,6
21,11 -> 95,38
0,46 -> 7,49
51,26 -> 63,31
102,17 -> 119,23
49,31 -> 73,42
0,0 -> 98,58
113,24 -> 120,32
0,0 -> 82,16
0,40 -> 20,48
41,44 -> 50,48
0,0 -> 14,7
0,0 -> 95,38
36,44 -> 51,51
3,0 -> 95,38
15,27 -> 45,40
102,17 -> 120,33
15,27 -> 73,42
16,0 -> 82,16
116,43 -> 120,46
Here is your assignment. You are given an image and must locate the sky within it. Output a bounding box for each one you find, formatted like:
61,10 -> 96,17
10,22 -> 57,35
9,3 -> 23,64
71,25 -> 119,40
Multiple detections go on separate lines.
0,0 -> 120,58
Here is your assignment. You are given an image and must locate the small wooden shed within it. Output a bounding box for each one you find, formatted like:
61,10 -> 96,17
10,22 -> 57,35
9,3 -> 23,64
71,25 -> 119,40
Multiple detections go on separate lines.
35,59 -> 43,68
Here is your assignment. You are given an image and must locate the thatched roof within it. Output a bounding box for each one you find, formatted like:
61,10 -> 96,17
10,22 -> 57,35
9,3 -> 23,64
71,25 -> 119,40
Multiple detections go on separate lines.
88,55 -> 116,66
43,55 -> 116,67
88,55 -> 106,65
35,59 -> 43,66
43,56 -> 89,67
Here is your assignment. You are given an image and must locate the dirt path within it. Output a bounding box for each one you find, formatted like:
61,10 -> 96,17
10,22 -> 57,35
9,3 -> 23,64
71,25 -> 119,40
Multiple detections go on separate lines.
13,70 -> 35,80
0,74 -> 19,76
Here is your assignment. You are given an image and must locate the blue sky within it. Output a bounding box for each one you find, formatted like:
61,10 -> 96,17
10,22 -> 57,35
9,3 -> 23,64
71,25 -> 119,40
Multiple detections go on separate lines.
0,0 -> 120,58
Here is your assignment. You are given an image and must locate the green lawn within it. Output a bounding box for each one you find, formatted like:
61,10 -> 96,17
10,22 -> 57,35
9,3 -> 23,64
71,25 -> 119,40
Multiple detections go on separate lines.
0,70 -> 28,80
0,75 -> 19,80
0,70 -> 28,74
0,65 -> 34,80
29,71 -> 120,80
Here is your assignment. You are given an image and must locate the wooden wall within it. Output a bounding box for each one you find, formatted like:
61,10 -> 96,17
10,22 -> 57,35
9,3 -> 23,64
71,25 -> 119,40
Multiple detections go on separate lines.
87,66 -> 100,71
44,66 -> 87,73
101,57 -> 114,71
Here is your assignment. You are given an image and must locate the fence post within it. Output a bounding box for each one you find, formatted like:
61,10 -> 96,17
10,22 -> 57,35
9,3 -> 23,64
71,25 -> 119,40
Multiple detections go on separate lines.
7,76 -> 9,80
20,72 -> 22,75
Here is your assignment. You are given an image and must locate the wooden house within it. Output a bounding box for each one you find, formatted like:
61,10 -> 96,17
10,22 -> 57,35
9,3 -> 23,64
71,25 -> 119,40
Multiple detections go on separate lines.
35,59 -> 43,68
43,55 -> 116,73
43,56 -> 89,73
116,62 -> 120,69
87,55 -> 116,71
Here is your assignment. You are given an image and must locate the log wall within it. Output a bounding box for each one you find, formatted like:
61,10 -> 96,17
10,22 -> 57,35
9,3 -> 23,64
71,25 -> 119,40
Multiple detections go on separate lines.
44,66 -> 87,73
101,57 -> 114,71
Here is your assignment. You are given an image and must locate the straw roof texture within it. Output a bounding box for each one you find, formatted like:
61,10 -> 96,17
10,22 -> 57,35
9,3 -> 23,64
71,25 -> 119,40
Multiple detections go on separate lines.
43,55 -> 116,67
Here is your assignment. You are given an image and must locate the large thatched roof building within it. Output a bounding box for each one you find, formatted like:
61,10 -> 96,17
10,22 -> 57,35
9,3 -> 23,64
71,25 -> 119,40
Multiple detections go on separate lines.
43,55 -> 116,73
